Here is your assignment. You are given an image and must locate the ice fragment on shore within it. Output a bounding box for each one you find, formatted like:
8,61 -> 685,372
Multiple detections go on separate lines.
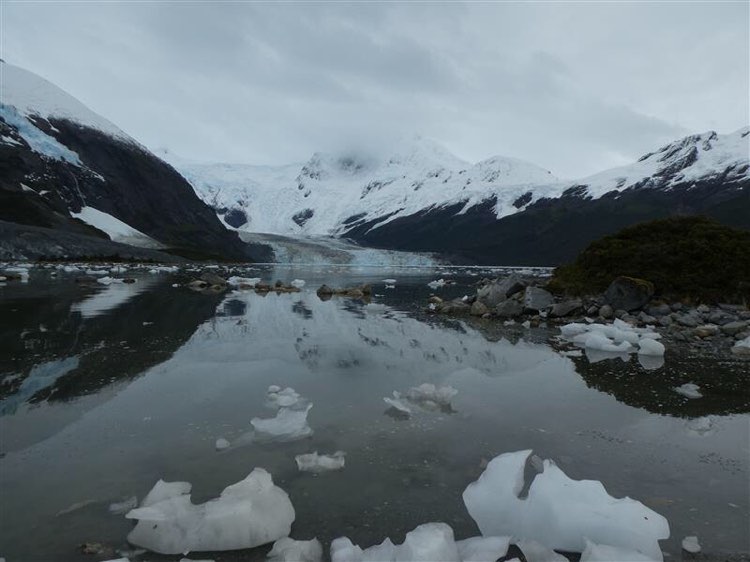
227,276 -> 261,288
290,279 -> 306,288
456,536 -> 510,562
126,468 -> 294,554
267,537 -> 323,562
674,384 -> 702,399
638,338 -> 665,357
295,451 -> 346,473
681,536 -> 701,553
428,279 -> 446,289
462,450 -> 669,561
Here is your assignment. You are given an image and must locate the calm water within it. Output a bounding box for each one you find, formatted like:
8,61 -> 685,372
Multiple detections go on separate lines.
0,265 -> 748,561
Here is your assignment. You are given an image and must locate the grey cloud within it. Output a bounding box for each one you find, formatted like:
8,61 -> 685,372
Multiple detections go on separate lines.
2,1 -> 747,176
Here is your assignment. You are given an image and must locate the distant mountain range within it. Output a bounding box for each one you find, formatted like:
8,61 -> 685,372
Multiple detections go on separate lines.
165,126 -> 749,265
0,61 -> 270,261
1,61 -> 747,264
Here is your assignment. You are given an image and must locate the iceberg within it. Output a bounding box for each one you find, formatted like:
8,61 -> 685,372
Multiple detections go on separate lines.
295,451 -> 346,473
462,450 -> 669,561
267,537 -> 323,562
126,469 -> 294,554
405,383 -> 458,407
251,403 -> 313,442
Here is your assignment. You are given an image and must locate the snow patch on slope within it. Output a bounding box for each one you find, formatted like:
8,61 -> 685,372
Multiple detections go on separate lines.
72,206 -> 165,249
0,104 -> 82,165
0,61 -> 132,142
160,136 -> 559,237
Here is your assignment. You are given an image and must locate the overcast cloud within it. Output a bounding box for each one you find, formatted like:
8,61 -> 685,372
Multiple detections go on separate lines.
2,1 -> 748,177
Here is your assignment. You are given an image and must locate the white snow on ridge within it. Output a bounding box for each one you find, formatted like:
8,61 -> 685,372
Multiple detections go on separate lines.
575,127 -> 749,198
72,206 -> 165,249
160,136 -> 561,237
0,61 -> 132,142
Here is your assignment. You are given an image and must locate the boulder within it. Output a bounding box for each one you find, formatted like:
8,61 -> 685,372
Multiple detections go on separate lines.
647,303 -> 672,317
550,299 -> 582,318
693,324 -> 720,338
428,296 -> 443,304
200,272 -> 227,286
441,300 -> 471,315
604,277 -> 654,312
317,284 -> 334,296
638,311 -> 657,324
523,287 -> 554,313
721,321 -> 748,336
495,300 -> 523,318
598,304 -> 614,319
470,301 -> 490,317
676,314 -> 700,328
477,275 -> 525,307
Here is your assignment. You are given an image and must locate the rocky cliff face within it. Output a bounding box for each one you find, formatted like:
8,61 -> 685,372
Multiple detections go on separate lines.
0,62 -> 271,261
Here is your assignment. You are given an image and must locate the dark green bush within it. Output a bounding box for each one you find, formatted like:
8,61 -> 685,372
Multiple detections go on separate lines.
548,216 -> 750,303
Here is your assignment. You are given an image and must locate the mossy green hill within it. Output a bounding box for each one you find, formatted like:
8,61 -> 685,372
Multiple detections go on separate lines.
549,216 -> 750,303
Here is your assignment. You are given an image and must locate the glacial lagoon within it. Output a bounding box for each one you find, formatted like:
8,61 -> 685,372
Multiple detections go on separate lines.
0,265 -> 748,561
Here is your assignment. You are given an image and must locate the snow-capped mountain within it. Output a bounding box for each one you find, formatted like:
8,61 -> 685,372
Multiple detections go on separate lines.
0,61 -> 269,261
168,127 -> 749,265
159,136 -> 559,236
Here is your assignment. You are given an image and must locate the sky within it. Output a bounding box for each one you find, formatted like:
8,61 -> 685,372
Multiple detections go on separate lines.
2,1 -> 748,178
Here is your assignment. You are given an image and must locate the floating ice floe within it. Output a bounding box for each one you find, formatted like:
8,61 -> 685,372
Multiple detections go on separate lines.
251,403 -> 313,442
290,279 -> 306,289
266,386 -> 303,408
462,450 -> 669,561
579,539 -> 657,561
560,319 -> 664,358
681,536 -> 701,553
385,284 -> 396,289
267,537 -> 323,562
215,437 -> 230,450
331,522 -> 509,562
125,468 -> 294,554
295,451 -> 346,473
384,391 -> 412,415
427,279 -> 446,289
405,383 -> 458,408
674,383 -> 702,399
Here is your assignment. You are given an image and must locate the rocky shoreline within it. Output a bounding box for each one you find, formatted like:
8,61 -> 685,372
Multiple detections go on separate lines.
425,274 -> 750,358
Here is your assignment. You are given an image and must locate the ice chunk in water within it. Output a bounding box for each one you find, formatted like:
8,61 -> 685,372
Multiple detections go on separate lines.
295,451 -> 346,473
227,276 -> 261,288
428,279 -> 446,289
406,383 -> 458,407
516,540 -> 567,562
290,279 -> 306,289
215,437 -> 230,450
251,403 -> 313,442
140,480 -> 191,507
455,536 -> 510,562
462,450 -> 669,561
681,536 -> 701,553
673,384 -> 702,399
384,391 -> 412,415
333,523 -> 463,562
266,386 -> 303,408
126,468 -> 294,554
579,539 -> 657,561
267,537 -> 323,562
584,332 -> 632,353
